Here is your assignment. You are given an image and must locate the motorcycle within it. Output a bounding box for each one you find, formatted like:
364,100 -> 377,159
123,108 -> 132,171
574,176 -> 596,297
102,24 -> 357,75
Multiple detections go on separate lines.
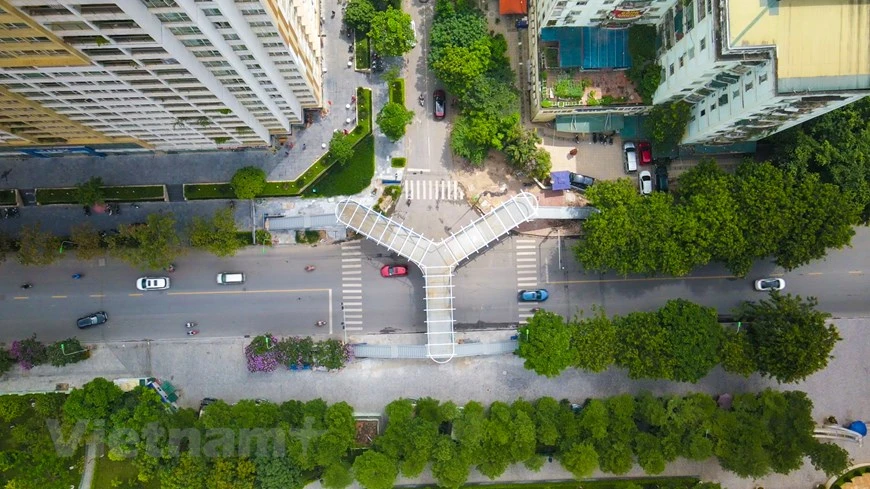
20,283 -> 32,290
187,330 -> 199,336
418,94 -> 425,107
316,320 -> 327,327
185,321 -> 197,328
305,265 -> 316,272
166,263 -> 176,273
72,273 -> 83,280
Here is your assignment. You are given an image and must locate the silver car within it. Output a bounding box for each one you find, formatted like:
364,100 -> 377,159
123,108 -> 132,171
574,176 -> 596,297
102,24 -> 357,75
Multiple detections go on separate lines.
137,276 -> 170,291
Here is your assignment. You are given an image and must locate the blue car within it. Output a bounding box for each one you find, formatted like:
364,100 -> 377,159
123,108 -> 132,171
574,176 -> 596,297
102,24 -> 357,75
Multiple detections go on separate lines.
518,289 -> 549,302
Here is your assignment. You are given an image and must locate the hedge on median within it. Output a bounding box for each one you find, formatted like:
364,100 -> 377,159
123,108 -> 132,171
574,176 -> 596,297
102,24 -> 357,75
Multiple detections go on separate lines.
35,185 -> 165,205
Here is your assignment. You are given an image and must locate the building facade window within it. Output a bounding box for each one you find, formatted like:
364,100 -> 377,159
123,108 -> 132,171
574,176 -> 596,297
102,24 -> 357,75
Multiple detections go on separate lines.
699,38 -> 706,51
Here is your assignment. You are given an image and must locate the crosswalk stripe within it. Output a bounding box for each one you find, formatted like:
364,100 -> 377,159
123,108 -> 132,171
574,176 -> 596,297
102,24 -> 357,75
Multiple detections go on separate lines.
342,263 -> 362,268
342,257 -> 362,261
345,326 -> 364,331
404,179 -> 465,201
342,302 -> 362,307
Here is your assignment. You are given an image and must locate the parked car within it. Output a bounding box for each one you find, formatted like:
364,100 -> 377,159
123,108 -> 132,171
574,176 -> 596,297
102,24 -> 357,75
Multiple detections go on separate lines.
77,311 -> 108,329
637,141 -> 653,165
639,170 -> 653,195
569,172 -> 596,192
216,272 -> 245,284
136,276 -> 170,291
518,289 -> 549,302
433,90 -> 446,119
198,397 -> 217,418
655,163 -> 669,192
623,142 -> 637,172
381,265 -> 409,277
516,16 -> 529,28
754,278 -> 785,291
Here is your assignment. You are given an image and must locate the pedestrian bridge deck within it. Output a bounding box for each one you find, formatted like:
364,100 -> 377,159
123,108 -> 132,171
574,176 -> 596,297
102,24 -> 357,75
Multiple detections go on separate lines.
335,192 -> 538,362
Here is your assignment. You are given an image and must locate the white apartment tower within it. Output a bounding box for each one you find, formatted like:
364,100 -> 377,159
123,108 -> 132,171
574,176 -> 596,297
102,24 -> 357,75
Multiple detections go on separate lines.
0,0 -> 323,153
528,0 -> 870,145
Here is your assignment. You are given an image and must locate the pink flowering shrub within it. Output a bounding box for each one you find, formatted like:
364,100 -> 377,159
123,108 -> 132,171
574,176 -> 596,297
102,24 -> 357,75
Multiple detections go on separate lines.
244,334 -> 282,372
10,335 -> 48,370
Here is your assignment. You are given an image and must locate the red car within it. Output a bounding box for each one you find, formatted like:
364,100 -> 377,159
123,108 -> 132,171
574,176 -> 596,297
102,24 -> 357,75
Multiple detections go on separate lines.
637,141 -> 653,165
380,265 -> 408,277
433,90 -> 446,119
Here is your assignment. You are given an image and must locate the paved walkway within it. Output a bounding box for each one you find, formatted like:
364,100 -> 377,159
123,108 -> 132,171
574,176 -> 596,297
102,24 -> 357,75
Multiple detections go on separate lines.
2,318 -> 869,489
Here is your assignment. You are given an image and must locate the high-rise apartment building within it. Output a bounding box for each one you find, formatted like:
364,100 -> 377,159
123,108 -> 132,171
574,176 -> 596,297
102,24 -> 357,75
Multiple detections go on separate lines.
526,0 -> 870,145
0,0 -> 323,154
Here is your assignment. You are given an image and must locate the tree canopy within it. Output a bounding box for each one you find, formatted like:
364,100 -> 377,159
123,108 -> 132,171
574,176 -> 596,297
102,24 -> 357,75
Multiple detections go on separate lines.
368,8 -> 415,56
17,222 -> 61,266
230,166 -> 267,199
376,102 -> 414,141
575,159 -> 860,277
738,292 -> 841,383
329,131 -> 355,166
108,212 -> 185,270
344,0 -> 377,33
188,207 -> 245,257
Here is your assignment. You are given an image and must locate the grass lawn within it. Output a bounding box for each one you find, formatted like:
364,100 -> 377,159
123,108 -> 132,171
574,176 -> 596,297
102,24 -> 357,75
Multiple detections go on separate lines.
93,458 -> 160,489
355,35 -> 371,70
0,189 -> 16,205
303,134 -> 375,198
36,185 -> 165,204
391,157 -> 406,168
184,183 -> 235,199
389,79 -> 405,105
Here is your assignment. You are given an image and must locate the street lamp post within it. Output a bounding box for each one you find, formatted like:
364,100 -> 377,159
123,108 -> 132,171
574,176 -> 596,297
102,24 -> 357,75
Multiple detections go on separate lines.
59,240 -> 75,253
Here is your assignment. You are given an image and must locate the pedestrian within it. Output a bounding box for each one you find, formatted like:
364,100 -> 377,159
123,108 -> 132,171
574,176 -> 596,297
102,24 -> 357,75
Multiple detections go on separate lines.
0,169 -> 10,182
351,95 -> 357,104
302,143 -> 306,150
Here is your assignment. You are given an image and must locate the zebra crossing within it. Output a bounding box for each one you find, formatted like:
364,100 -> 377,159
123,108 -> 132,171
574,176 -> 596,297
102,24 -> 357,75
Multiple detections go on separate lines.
402,179 -> 465,201
515,238 -> 540,324
340,241 -> 364,331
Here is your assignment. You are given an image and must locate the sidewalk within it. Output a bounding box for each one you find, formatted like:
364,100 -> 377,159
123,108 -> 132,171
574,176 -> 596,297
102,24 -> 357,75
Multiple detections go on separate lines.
2,319 -> 869,489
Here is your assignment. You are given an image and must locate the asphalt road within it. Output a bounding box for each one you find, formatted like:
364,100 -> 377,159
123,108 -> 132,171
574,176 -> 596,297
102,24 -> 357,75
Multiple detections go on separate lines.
2,226 -> 868,343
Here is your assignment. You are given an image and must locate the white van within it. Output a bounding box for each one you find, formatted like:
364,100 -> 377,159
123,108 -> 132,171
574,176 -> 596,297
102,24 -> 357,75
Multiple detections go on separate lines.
623,142 -> 638,173
216,272 -> 245,285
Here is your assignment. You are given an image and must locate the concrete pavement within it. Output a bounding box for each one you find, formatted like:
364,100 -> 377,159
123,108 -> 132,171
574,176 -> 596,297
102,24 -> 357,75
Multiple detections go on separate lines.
1,318 -> 868,489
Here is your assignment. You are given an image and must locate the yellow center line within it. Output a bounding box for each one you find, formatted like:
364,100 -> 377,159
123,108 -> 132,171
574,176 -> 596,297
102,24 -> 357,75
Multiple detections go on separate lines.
129,293 -> 144,297
806,272 -> 823,276
90,294 -> 105,298
848,270 -> 864,275
547,274 -> 737,285
13,296 -> 28,300
51,295 -> 68,299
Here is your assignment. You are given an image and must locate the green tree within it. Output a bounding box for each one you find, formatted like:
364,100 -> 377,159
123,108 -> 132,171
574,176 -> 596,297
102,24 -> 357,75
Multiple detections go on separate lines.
352,450 -> 398,489
231,166 -> 267,199
376,102 -> 414,142
807,440 -> 852,477
516,310 -> 575,377
255,456 -> 303,489
188,207 -> 245,257
0,395 -> 28,422
329,131 -> 355,166
559,442 -> 599,478
430,43 -> 490,98
430,436 -> 471,489
69,222 -> 104,260
75,176 -> 106,206
344,0 -> 376,33
450,111 -> 517,166
160,452 -> 207,489
658,299 -> 722,382
368,8 -> 414,56
0,231 -> 14,264
17,222 -> 61,266
643,101 -> 692,152
718,329 -> 756,377
571,310 -> 616,373
503,127 -> 541,171
63,377 -> 124,425
774,171 -> 859,270
108,212 -> 185,270
208,457 -> 256,489
321,462 -> 354,489
739,292 -> 841,383
0,348 -> 14,378
613,311 -> 676,380
429,10 -> 488,68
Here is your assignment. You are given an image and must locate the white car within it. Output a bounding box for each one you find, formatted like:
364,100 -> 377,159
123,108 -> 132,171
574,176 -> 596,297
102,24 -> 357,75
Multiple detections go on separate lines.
137,276 -> 170,291
639,170 -> 653,195
754,278 -> 785,291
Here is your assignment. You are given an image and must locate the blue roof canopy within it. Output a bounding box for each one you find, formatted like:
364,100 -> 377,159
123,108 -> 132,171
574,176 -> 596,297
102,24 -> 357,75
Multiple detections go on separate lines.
551,171 -> 571,191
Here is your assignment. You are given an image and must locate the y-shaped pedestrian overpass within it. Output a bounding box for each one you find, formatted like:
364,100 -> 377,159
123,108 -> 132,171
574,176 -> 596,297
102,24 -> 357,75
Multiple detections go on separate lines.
335,192 -> 539,363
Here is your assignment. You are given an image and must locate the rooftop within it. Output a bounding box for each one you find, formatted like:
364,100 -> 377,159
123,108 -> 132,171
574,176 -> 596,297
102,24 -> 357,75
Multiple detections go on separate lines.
725,0 -> 870,90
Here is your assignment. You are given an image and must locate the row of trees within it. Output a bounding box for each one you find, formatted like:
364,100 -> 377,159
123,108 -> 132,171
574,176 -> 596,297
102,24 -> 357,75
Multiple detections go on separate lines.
0,379 -> 849,489
517,294 -> 841,384
576,159 -> 861,276
764,95 -> 870,222
344,0 -> 415,57
1,208 -> 247,270
428,0 -> 551,179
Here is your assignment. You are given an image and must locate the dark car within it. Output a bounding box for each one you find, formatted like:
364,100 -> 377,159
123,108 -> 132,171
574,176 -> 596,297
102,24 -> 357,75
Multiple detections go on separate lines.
655,163 -> 669,192
433,89 -> 446,119
381,265 -> 409,277
516,16 -> 529,28
199,397 -> 218,418
77,311 -> 108,329
569,172 -> 595,192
